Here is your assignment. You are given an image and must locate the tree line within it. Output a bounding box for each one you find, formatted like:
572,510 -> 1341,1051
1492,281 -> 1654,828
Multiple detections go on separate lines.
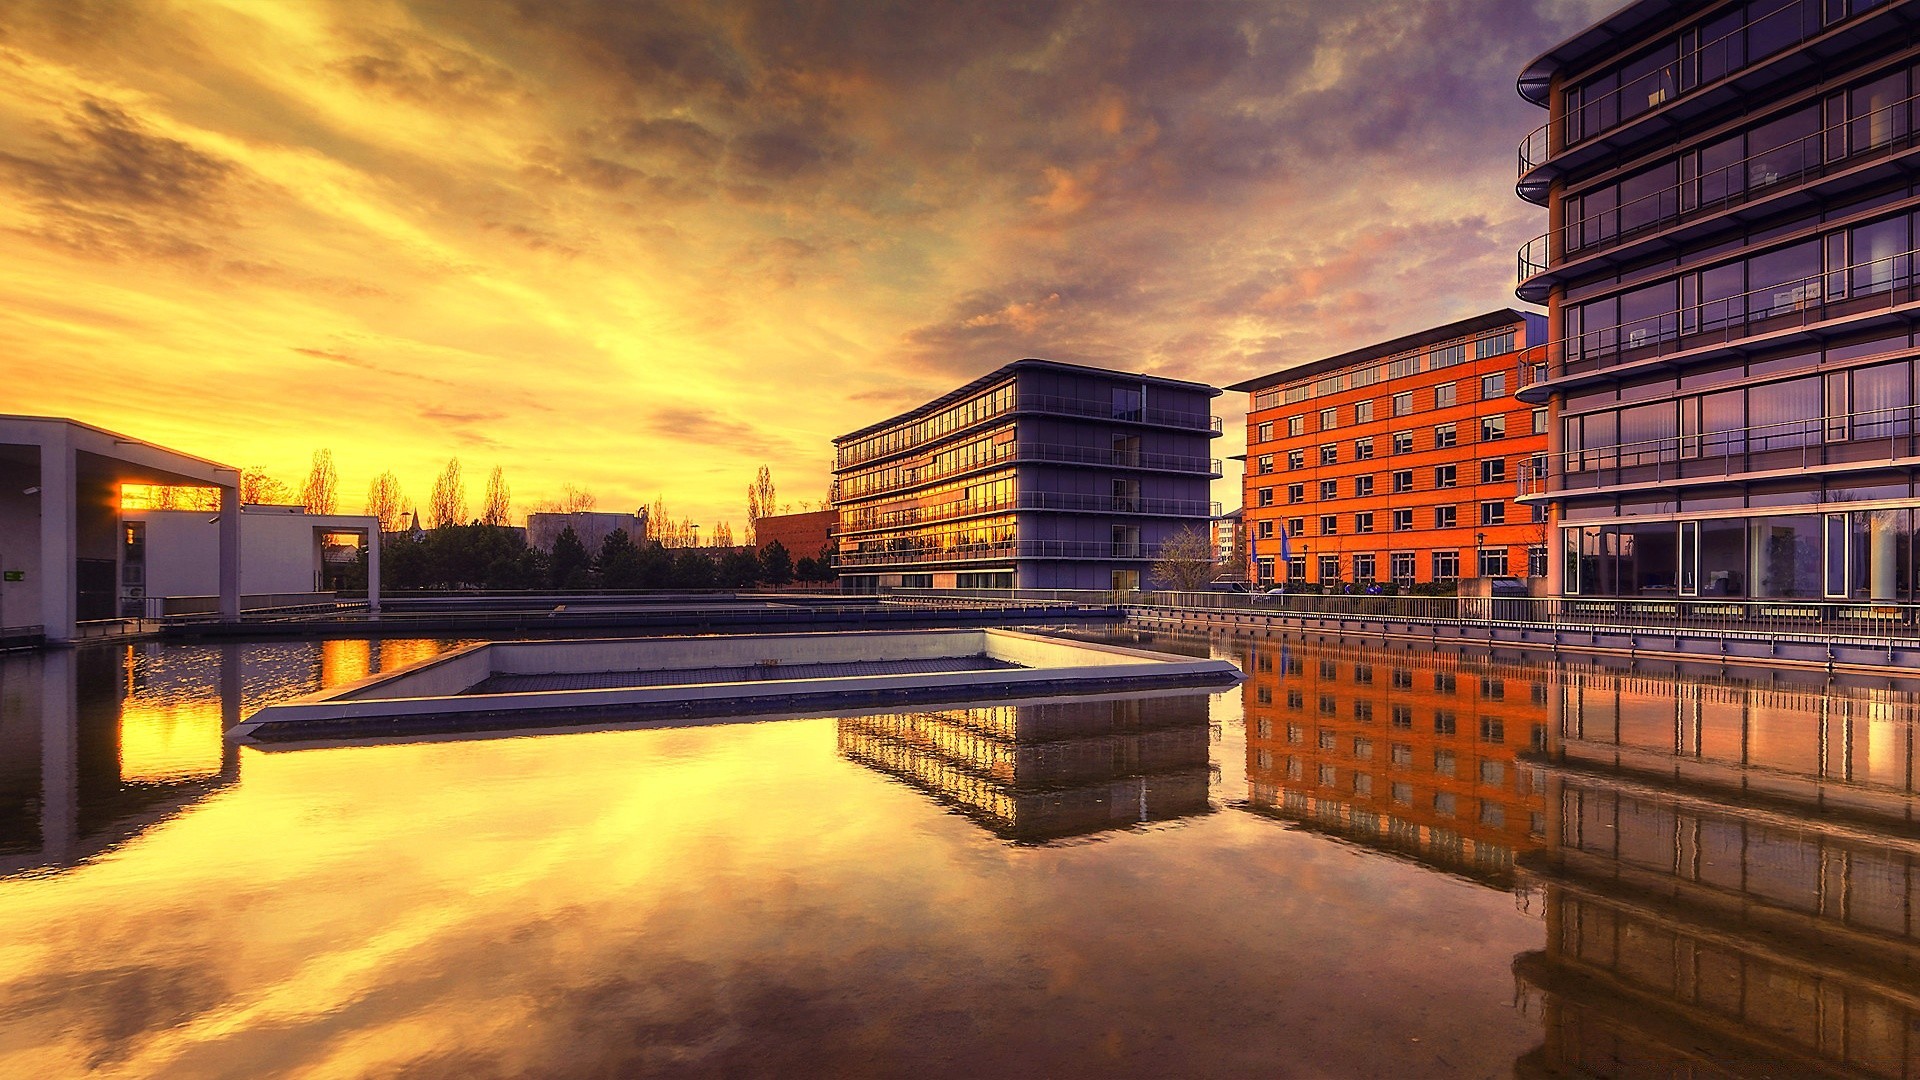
375,526 -> 833,592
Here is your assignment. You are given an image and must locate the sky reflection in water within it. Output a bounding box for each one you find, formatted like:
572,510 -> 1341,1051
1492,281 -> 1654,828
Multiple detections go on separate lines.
0,632 -> 1914,1078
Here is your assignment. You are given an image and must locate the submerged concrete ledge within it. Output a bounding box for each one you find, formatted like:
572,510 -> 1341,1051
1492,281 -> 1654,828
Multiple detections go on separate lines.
229,629 -> 1242,744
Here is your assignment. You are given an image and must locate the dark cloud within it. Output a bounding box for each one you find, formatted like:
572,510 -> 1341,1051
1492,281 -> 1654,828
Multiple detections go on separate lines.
618,117 -> 724,166
331,30 -> 519,107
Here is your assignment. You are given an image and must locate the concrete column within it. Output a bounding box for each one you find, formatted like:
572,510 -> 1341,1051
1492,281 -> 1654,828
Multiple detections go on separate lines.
1869,511 -> 1897,601
366,527 -> 382,615
217,483 -> 240,623
38,431 -> 76,643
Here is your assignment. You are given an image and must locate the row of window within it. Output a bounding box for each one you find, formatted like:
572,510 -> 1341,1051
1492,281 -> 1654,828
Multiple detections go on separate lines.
837,383 -> 1014,468
1559,0 -> 1873,148
1256,504 -> 1527,539
1253,412 -> 1544,474
1255,375 -> 1517,441
1248,664 -> 1543,700
837,429 -> 1016,499
1562,203 -> 1920,361
1560,59 -> 1919,256
1562,355 -> 1920,471
1265,729 -> 1524,782
838,472 -> 1017,533
1255,546 -> 1552,582
1250,331 -> 1526,412
1260,458 -> 1528,504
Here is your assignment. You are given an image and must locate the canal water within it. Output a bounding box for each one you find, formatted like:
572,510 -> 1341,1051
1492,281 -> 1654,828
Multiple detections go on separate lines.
0,632 -> 1914,1077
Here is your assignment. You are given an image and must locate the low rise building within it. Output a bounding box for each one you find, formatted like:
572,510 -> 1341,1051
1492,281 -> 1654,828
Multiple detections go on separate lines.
832,359 -> 1223,592
121,503 -> 381,615
754,508 -> 835,561
1229,310 -> 1551,589
525,510 -> 647,555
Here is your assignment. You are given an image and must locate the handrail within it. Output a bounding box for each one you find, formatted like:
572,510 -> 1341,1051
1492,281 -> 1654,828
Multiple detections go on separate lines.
838,494 -> 1222,535
836,539 -> 1168,567
839,444 -> 1222,501
1547,241 -> 1920,371
1525,401 -> 1920,493
1517,0 -> 1847,180
1519,86 -> 1920,282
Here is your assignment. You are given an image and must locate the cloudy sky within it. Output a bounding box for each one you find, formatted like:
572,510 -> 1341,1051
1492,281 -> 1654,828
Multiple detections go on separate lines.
1,0 -> 1614,528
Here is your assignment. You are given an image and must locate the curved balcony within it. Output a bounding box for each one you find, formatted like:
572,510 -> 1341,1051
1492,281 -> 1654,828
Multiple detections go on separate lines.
1517,402 -> 1920,502
1517,242 -> 1920,404
1515,0 -> 1915,205
837,494 -> 1223,537
836,539 -> 1168,569
1517,94 -> 1920,302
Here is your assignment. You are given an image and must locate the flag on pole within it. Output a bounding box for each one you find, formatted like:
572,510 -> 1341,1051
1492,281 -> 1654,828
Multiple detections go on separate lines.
1278,525 -> 1292,580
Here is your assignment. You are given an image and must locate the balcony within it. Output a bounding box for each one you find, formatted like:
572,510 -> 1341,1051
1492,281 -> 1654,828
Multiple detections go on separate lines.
1518,242 -> 1920,403
1518,92 -> 1920,301
838,444 -> 1224,503
837,494 -> 1222,537
834,396 -> 1224,470
1517,402 -> 1920,500
835,538 -> 1170,568
1515,0 -> 1915,204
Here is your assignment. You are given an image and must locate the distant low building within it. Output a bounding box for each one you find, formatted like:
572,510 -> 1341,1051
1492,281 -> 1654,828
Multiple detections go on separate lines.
526,510 -> 647,555
755,508 -> 835,559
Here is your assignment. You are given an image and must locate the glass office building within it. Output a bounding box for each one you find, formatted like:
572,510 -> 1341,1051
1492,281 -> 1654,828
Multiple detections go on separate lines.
832,359 -> 1222,592
1515,0 -> 1920,600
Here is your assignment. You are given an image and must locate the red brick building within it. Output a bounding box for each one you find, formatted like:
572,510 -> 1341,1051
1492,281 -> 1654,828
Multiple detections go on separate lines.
754,508 -> 835,562
1229,310 -> 1551,588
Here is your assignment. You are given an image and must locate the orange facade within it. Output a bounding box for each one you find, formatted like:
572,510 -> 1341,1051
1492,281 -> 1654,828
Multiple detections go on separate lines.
1232,310 -> 1551,587
1241,637 -> 1549,885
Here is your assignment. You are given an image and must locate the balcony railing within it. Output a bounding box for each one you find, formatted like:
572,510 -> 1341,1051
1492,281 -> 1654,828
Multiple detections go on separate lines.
835,396 -> 1223,469
1519,88 -> 1920,288
835,539 -> 1168,568
1545,242 -> 1920,380
1519,402 -> 1920,497
838,444 -> 1224,502
838,494 -> 1222,536
1516,0 -> 1866,184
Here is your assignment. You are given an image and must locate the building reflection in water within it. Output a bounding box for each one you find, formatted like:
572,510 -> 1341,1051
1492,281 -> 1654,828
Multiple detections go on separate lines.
837,695 -> 1213,844
1242,639 -> 1551,887
1517,669 -> 1920,1077
0,638 -> 460,878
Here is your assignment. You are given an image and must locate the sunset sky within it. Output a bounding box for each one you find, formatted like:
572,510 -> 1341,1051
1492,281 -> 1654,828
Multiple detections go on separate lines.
2,0 -> 1612,529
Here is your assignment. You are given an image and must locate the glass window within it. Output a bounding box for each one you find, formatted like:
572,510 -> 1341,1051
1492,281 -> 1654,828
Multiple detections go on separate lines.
1288,415 -> 1305,437
1287,484 -> 1305,503
1480,501 -> 1506,526
1393,431 -> 1414,454
1855,360 -> 1913,439
1255,421 -> 1273,443
1481,459 -> 1506,484
1433,551 -> 1460,579
1392,392 -> 1413,416
1355,512 -> 1374,534
1435,383 -> 1458,408
1355,475 -> 1375,497
1434,505 -> 1457,528
1288,449 -> 1305,470
1435,464 -> 1457,489
1319,480 -> 1338,500
1851,215 -> 1911,296
1320,444 -> 1338,465
1392,509 -> 1413,531
1320,515 -> 1338,536
1392,470 -> 1413,493
1434,423 -> 1457,448
1319,407 -> 1338,431
1355,400 -> 1375,423
1749,238 -> 1822,315
1532,408 -> 1548,435
1481,373 -> 1507,399
1748,376 -> 1820,451
1354,437 -> 1374,460
1481,415 -> 1507,441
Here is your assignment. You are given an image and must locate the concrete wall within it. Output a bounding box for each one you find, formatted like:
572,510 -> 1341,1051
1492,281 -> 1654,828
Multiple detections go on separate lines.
128,508 -> 376,598
0,452 -> 41,631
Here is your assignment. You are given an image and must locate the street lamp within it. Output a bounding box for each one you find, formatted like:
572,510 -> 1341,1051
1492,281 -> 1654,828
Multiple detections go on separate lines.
689,523 -> 700,548
1475,531 -> 1486,577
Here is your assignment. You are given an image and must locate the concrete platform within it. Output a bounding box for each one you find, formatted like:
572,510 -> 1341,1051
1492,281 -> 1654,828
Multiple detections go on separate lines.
229,629 -> 1243,744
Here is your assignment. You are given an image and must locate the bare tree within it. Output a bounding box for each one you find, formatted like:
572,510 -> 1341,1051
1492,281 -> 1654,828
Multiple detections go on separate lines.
712,521 -> 734,547
481,466 -> 512,526
1150,525 -> 1218,591
428,457 -> 466,529
746,465 -> 775,545
364,471 -> 408,532
240,466 -> 292,506
301,449 -> 338,515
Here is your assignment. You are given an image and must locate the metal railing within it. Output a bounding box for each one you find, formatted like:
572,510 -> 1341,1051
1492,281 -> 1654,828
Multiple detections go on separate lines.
838,443 -> 1222,501
837,539 -> 1164,568
1546,242 -> 1920,378
887,586 -> 1920,641
1516,0 -> 1870,181
1519,87 -> 1920,284
1523,402 -> 1919,496
838,494 -> 1222,536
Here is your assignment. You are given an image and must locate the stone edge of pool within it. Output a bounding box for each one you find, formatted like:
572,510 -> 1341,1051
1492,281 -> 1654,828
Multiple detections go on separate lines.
228,629 -> 1243,745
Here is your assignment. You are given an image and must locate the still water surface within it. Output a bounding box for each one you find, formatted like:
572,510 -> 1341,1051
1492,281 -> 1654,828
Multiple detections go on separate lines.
0,631 -> 1915,1077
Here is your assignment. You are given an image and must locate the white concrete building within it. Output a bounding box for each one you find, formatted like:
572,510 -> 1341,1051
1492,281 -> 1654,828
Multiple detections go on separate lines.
120,504 -> 382,616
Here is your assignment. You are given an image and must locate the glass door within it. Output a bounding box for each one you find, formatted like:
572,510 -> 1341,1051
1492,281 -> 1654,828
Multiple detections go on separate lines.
1824,512 -> 1850,598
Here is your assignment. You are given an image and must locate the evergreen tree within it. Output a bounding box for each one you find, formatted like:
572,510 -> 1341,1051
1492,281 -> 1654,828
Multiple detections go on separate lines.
550,525 -> 591,589
671,549 -> 716,589
762,540 -> 793,586
598,529 -> 644,589
717,548 -> 762,588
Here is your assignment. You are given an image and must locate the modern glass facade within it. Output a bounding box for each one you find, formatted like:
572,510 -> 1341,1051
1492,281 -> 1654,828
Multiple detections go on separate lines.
1516,0 -> 1920,599
831,360 -> 1223,591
